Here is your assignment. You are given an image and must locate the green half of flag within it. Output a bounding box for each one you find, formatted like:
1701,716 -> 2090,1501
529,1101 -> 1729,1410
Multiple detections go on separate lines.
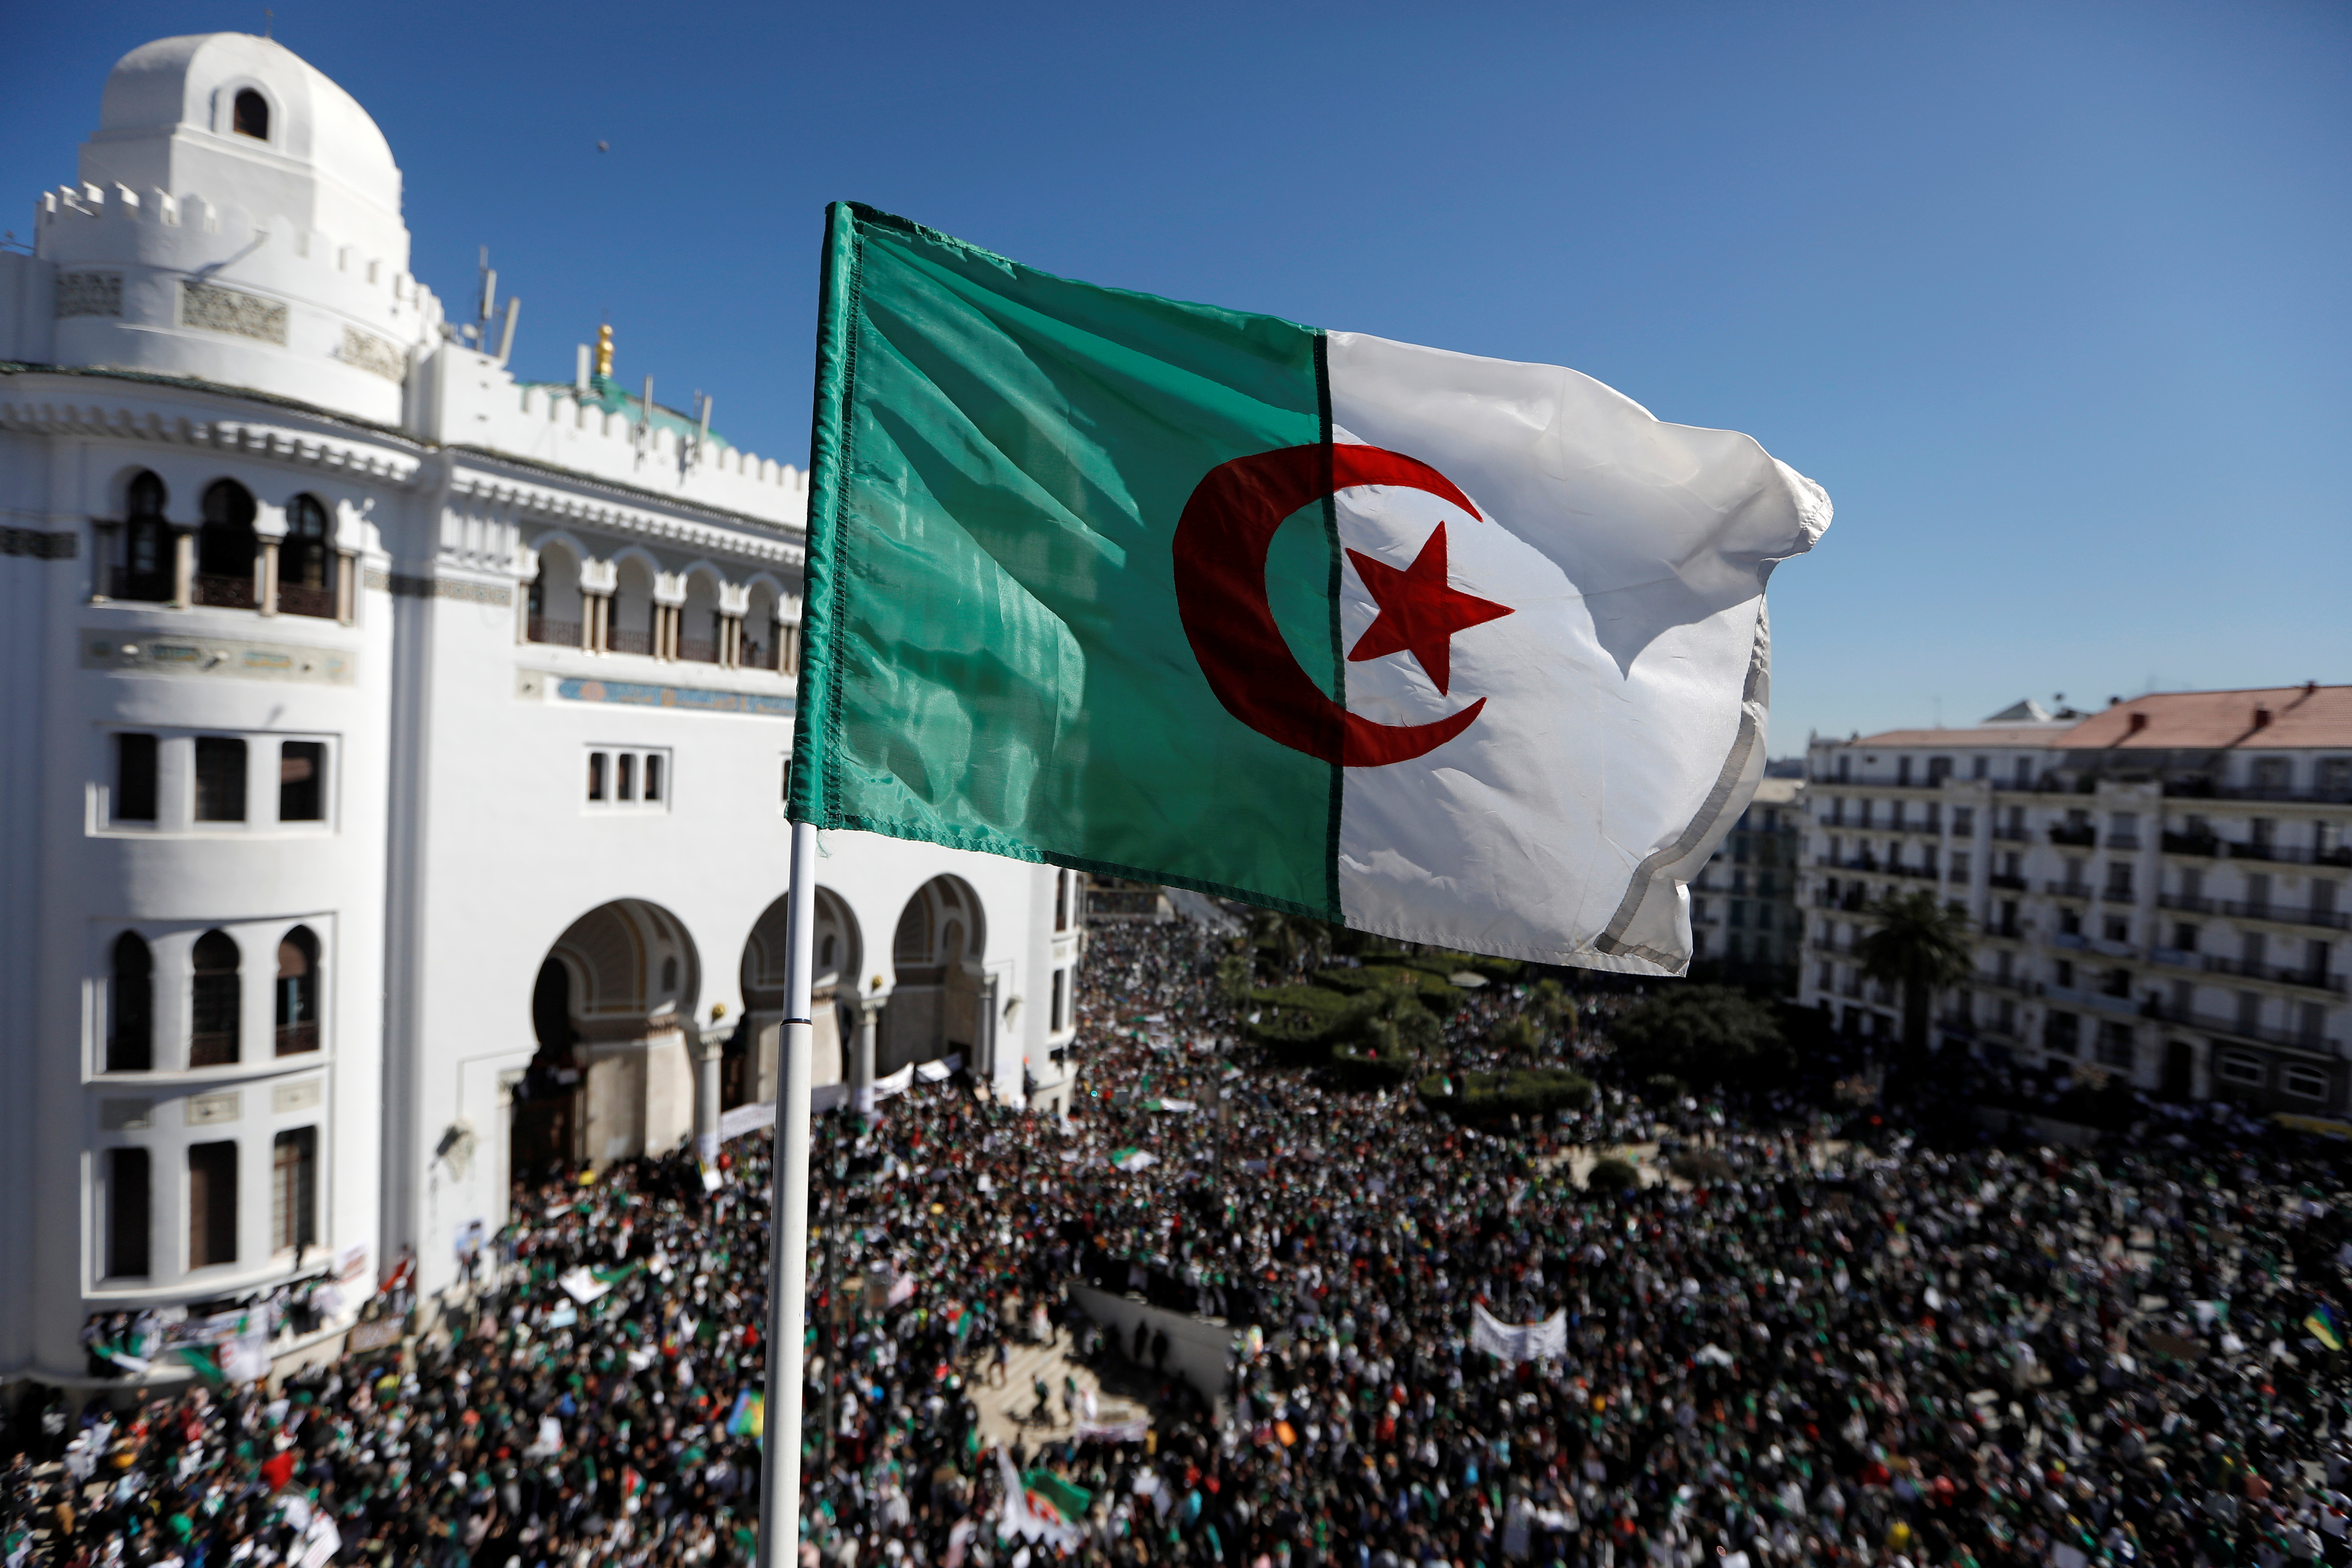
1023,1469 -> 1093,1525
791,201 -> 1339,917
176,1345 -> 227,1387
2308,1304 -> 2344,1351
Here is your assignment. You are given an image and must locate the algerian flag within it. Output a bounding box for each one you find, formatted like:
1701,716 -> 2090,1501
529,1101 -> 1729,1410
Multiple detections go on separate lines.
1108,1148 -> 1158,1172
995,1445 -> 1086,1548
793,203 -> 1829,973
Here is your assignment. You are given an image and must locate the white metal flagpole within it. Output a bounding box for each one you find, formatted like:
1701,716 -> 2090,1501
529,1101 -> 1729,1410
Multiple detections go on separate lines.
757,818 -> 819,1568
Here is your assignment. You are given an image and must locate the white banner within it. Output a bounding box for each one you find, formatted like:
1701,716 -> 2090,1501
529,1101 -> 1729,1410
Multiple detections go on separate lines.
1470,1304 -> 1567,1362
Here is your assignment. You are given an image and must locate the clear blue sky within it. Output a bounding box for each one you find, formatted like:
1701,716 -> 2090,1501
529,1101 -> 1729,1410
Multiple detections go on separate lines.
7,1 -> 2346,749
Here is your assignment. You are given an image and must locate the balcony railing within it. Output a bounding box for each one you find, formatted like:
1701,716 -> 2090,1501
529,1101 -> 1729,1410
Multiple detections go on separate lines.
2049,824 -> 2097,847
2200,955 -> 2345,994
2162,831 -> 2221,858
105,567 -> 175,603
609,628 -> 654,656
278,582 -> 336,619
1991,826 -> 2032,842
275,1022 -> 319,1055
2165,781 -> 2352,805
2107,834 -> 2143,851
192,573 -> 256,609
678,639 -> 720,665
526,617 -> 582,647
1888,863 -> 1940,881
2045,881 -> 2097,901
1988,873 -> 2027,891
2045,983 -> 2141,1017
2164,893 -> 2348,931
188,1031 -> 238,1068
742,641 -> 782,672
2143,999 -> 2340,1054
2226,840 -> 2352,868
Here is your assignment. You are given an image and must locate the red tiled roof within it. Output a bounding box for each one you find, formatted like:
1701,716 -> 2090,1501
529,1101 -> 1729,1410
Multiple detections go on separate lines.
2053,685 -> 2352,751
1843,686 -> 2352,753
1845,727 -> 2070,749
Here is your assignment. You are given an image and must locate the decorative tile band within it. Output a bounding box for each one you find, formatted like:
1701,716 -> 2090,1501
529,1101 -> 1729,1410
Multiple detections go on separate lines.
180,281 -> 288,345
82,632 -> 356,685
56,272 -> 123,319
342,326 -> 405,383
362,568 -> 513,606
546,674 -> 793,719
1,526 -> 77,559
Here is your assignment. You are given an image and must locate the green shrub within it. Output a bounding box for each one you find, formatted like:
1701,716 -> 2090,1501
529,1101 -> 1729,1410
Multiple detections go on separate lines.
1245,985 -> 1356,1057
1585,1156 -> 1640,1193
1417,1067 -> 1594,1124
1311,965 -> 1464,1017
1328,1018 -> 1420,1087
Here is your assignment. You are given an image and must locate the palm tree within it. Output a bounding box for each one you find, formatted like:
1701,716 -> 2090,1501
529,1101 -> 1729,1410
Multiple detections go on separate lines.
1855,890 -> 1976,1057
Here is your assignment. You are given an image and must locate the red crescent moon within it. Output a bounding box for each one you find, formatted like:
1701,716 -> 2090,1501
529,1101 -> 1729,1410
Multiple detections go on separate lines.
1173,443 -> 1489,768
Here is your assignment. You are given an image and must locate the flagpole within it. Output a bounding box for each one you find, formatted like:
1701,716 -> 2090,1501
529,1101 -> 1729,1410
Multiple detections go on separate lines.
757,818 -> 819,1568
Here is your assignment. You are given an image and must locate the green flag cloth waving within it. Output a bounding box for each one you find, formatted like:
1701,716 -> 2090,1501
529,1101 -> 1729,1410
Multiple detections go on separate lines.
791,202 -> 1338,915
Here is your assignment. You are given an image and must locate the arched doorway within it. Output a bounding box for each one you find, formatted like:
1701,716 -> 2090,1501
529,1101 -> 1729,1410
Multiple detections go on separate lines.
512,898 -> 701,1173
740,888 -> 859,1107
884,876 -> 985,1075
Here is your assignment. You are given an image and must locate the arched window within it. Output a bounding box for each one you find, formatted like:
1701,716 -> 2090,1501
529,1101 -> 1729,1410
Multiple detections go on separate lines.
661,955 -> 679,994
122,471 -> 171,603
280,495 -> 336,618
233,89 -> 270,140
894,898 -> 932,964
275,927 -> 319,1055
197,481 -> 257,607
109,932 -> 153,1072
190,929 -> 241,1067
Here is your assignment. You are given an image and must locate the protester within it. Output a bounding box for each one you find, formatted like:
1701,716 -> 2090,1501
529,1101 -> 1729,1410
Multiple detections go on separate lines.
6,914 -> 2350,1568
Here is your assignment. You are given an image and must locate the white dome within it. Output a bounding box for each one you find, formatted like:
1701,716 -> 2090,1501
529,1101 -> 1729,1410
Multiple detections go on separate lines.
81,33 -> 406,255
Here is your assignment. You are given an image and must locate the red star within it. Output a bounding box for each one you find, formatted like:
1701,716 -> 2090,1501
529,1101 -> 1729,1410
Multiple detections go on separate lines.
1344,523 -> 1513,696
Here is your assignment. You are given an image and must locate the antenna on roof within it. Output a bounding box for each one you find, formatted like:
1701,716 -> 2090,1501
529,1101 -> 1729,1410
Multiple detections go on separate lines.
496,296 -> 520,365
264,8 -> 273,38
478,249 -> 497,338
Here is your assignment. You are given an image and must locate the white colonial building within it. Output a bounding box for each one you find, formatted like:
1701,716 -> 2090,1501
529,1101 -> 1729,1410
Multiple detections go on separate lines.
1794,687 -> 2351,1117
0,32 -> 1083,1388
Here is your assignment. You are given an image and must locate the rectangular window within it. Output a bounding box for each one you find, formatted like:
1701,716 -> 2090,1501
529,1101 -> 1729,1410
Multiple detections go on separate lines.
271,1127 -> 317,1254
2283,1062 -> 2329,1100
643,754 -> 663,802
115,733 -> 158,822
1951,852 -> 1971,881
2215,1051 -> 2265,1087
588,751 -> 607,801
617,753 -> 637,802
2096,1022 -> 2135,1070
1051,967 -> 1068,1034
1953,806 -> 1973,835
1054,871 -> 1070,932
1972,757 -> 1988,780
2045,1011 -> 2080,1057
193,737 -> 247,822
278,741 -> 325,821
107,1147 -> 150,1278
187,1140 -> 238,1268
2106,862 -> 2134,898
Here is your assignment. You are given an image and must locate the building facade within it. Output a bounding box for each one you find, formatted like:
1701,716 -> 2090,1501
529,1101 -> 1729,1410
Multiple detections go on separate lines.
0,33 -> 1083,1388
1689,775 -> 1804,989
1794,687 -> 2351,1116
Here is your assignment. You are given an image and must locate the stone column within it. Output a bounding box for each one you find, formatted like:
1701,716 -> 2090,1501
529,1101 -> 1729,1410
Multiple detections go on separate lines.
691,1026 -> 729,1163
171,526 -> 196,608
335,551 -> 357,624
258,539 -> 281,615
847,992 -> 889,1114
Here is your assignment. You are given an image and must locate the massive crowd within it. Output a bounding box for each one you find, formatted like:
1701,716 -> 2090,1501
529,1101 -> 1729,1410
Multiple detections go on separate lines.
5,913 -> 2351,1568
